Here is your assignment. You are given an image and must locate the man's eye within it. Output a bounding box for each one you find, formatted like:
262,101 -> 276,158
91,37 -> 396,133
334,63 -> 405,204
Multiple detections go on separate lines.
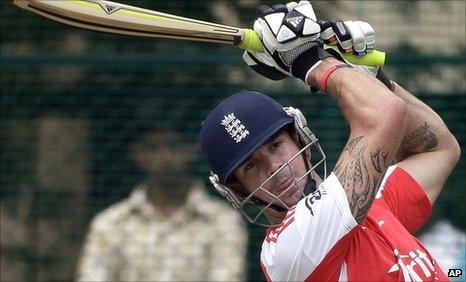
270,141 -> 282,151
244,160 -> 257,172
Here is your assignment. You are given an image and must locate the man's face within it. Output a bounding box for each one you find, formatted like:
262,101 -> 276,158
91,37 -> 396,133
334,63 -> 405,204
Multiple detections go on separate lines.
133,132 -> 193,177
233,130 -> 308,207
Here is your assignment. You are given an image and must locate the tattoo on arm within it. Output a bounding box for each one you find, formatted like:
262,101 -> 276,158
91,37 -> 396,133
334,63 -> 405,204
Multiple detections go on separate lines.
401,122 -> 438,158
334,136 -> 390,223
344,136 -> 363,153
371,148 -> 389,173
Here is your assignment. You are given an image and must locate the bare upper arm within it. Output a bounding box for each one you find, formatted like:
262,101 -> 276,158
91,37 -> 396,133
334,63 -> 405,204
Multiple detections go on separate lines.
333,134 -> 394,223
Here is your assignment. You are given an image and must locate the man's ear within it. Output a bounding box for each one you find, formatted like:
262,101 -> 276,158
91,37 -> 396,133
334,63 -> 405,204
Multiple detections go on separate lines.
227,178 -> 249,198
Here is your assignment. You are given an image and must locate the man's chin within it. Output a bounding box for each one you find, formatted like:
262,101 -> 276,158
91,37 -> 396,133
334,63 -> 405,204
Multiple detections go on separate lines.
282,186 -> 304,206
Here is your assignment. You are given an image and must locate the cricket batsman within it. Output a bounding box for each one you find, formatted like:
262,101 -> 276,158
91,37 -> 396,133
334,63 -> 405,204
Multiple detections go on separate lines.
199,1 -> 460,281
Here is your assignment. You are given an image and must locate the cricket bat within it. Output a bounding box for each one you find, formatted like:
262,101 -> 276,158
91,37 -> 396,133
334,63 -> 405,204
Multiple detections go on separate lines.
12,0 -> 385,67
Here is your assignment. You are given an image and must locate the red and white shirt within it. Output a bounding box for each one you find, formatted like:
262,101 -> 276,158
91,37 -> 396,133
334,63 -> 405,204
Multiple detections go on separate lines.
260,166 -> 449,281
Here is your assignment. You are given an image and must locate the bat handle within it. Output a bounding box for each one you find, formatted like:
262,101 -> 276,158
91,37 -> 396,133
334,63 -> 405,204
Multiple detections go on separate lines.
239,28 -> 386,67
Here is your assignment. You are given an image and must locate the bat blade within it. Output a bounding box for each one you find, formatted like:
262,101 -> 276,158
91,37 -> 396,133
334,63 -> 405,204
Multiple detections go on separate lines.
13,0 -> 248,46
13,0 -> 384,65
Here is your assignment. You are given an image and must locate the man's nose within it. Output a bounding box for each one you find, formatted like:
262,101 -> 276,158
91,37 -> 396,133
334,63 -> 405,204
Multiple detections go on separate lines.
268,156 -> 284,177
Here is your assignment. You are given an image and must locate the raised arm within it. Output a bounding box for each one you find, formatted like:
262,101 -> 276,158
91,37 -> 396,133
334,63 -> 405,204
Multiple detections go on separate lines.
391,82 -> 460,204
242,2 -> 409,223
307,58 -> 408,223
315,22 -> 460,205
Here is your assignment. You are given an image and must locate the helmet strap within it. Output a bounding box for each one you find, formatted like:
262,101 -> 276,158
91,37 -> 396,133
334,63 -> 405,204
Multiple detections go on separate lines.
298,136 -> 317,196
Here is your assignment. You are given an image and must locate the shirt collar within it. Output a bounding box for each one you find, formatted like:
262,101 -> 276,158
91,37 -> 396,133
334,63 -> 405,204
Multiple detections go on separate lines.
126,181 -> 211,220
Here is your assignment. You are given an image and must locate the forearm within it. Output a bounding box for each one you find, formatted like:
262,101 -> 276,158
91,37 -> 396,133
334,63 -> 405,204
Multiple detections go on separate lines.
308,58 -> 406,134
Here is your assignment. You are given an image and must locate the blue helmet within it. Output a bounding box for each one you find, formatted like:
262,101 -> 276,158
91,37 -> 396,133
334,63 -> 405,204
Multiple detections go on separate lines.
200,91 -> 294,183
200,90 -> 327,227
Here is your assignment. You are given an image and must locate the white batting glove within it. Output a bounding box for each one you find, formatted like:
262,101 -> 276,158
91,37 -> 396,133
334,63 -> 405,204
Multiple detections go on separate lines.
320,19 -> 378,75
320,19 -> 375,56
320,20 -> 393,89
243,1 -> 332,82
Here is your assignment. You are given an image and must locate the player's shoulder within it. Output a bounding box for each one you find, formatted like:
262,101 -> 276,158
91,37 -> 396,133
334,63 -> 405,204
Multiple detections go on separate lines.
90,201 -> 130,228
90,191 -> 141,230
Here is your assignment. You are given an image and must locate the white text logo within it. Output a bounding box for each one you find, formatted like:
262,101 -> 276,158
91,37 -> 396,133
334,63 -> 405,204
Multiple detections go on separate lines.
286,16 -> 304,28
388,248 -> 436,281
221,113 -> 249,143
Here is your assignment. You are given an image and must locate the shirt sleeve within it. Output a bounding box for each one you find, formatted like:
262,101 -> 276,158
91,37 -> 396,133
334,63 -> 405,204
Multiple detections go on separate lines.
376,166 -> 432,234
75,215 -> 121,281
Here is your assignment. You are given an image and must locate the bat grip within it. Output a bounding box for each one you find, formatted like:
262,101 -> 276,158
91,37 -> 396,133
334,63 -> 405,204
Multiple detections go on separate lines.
240,29 -> 386,67
238,29 -> 265,52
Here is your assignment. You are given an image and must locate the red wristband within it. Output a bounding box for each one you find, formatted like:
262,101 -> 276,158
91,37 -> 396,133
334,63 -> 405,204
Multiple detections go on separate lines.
319,64 -> 352,91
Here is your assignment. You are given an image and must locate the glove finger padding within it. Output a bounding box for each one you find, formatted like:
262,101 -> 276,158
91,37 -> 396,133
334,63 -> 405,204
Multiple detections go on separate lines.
246,1 -> 332,83
320,19 -> 375,56
285,2 -> 299,12
255,2 -> 320,51
355,21 -> 375,51
271,3 -> 289,13
320,19 -> 353,52
344,21 -> 367,55
257,5 -> 275,16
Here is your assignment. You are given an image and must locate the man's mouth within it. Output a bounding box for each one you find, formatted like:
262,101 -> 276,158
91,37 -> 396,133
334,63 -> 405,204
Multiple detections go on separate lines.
276,177 -> 295,193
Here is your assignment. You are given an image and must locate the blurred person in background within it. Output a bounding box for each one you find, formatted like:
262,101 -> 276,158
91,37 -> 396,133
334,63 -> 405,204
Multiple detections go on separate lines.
76,121 -> 247,281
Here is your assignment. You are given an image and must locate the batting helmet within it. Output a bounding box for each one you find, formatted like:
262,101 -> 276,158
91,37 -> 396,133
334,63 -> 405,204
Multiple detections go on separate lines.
200,91 -> 327,227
